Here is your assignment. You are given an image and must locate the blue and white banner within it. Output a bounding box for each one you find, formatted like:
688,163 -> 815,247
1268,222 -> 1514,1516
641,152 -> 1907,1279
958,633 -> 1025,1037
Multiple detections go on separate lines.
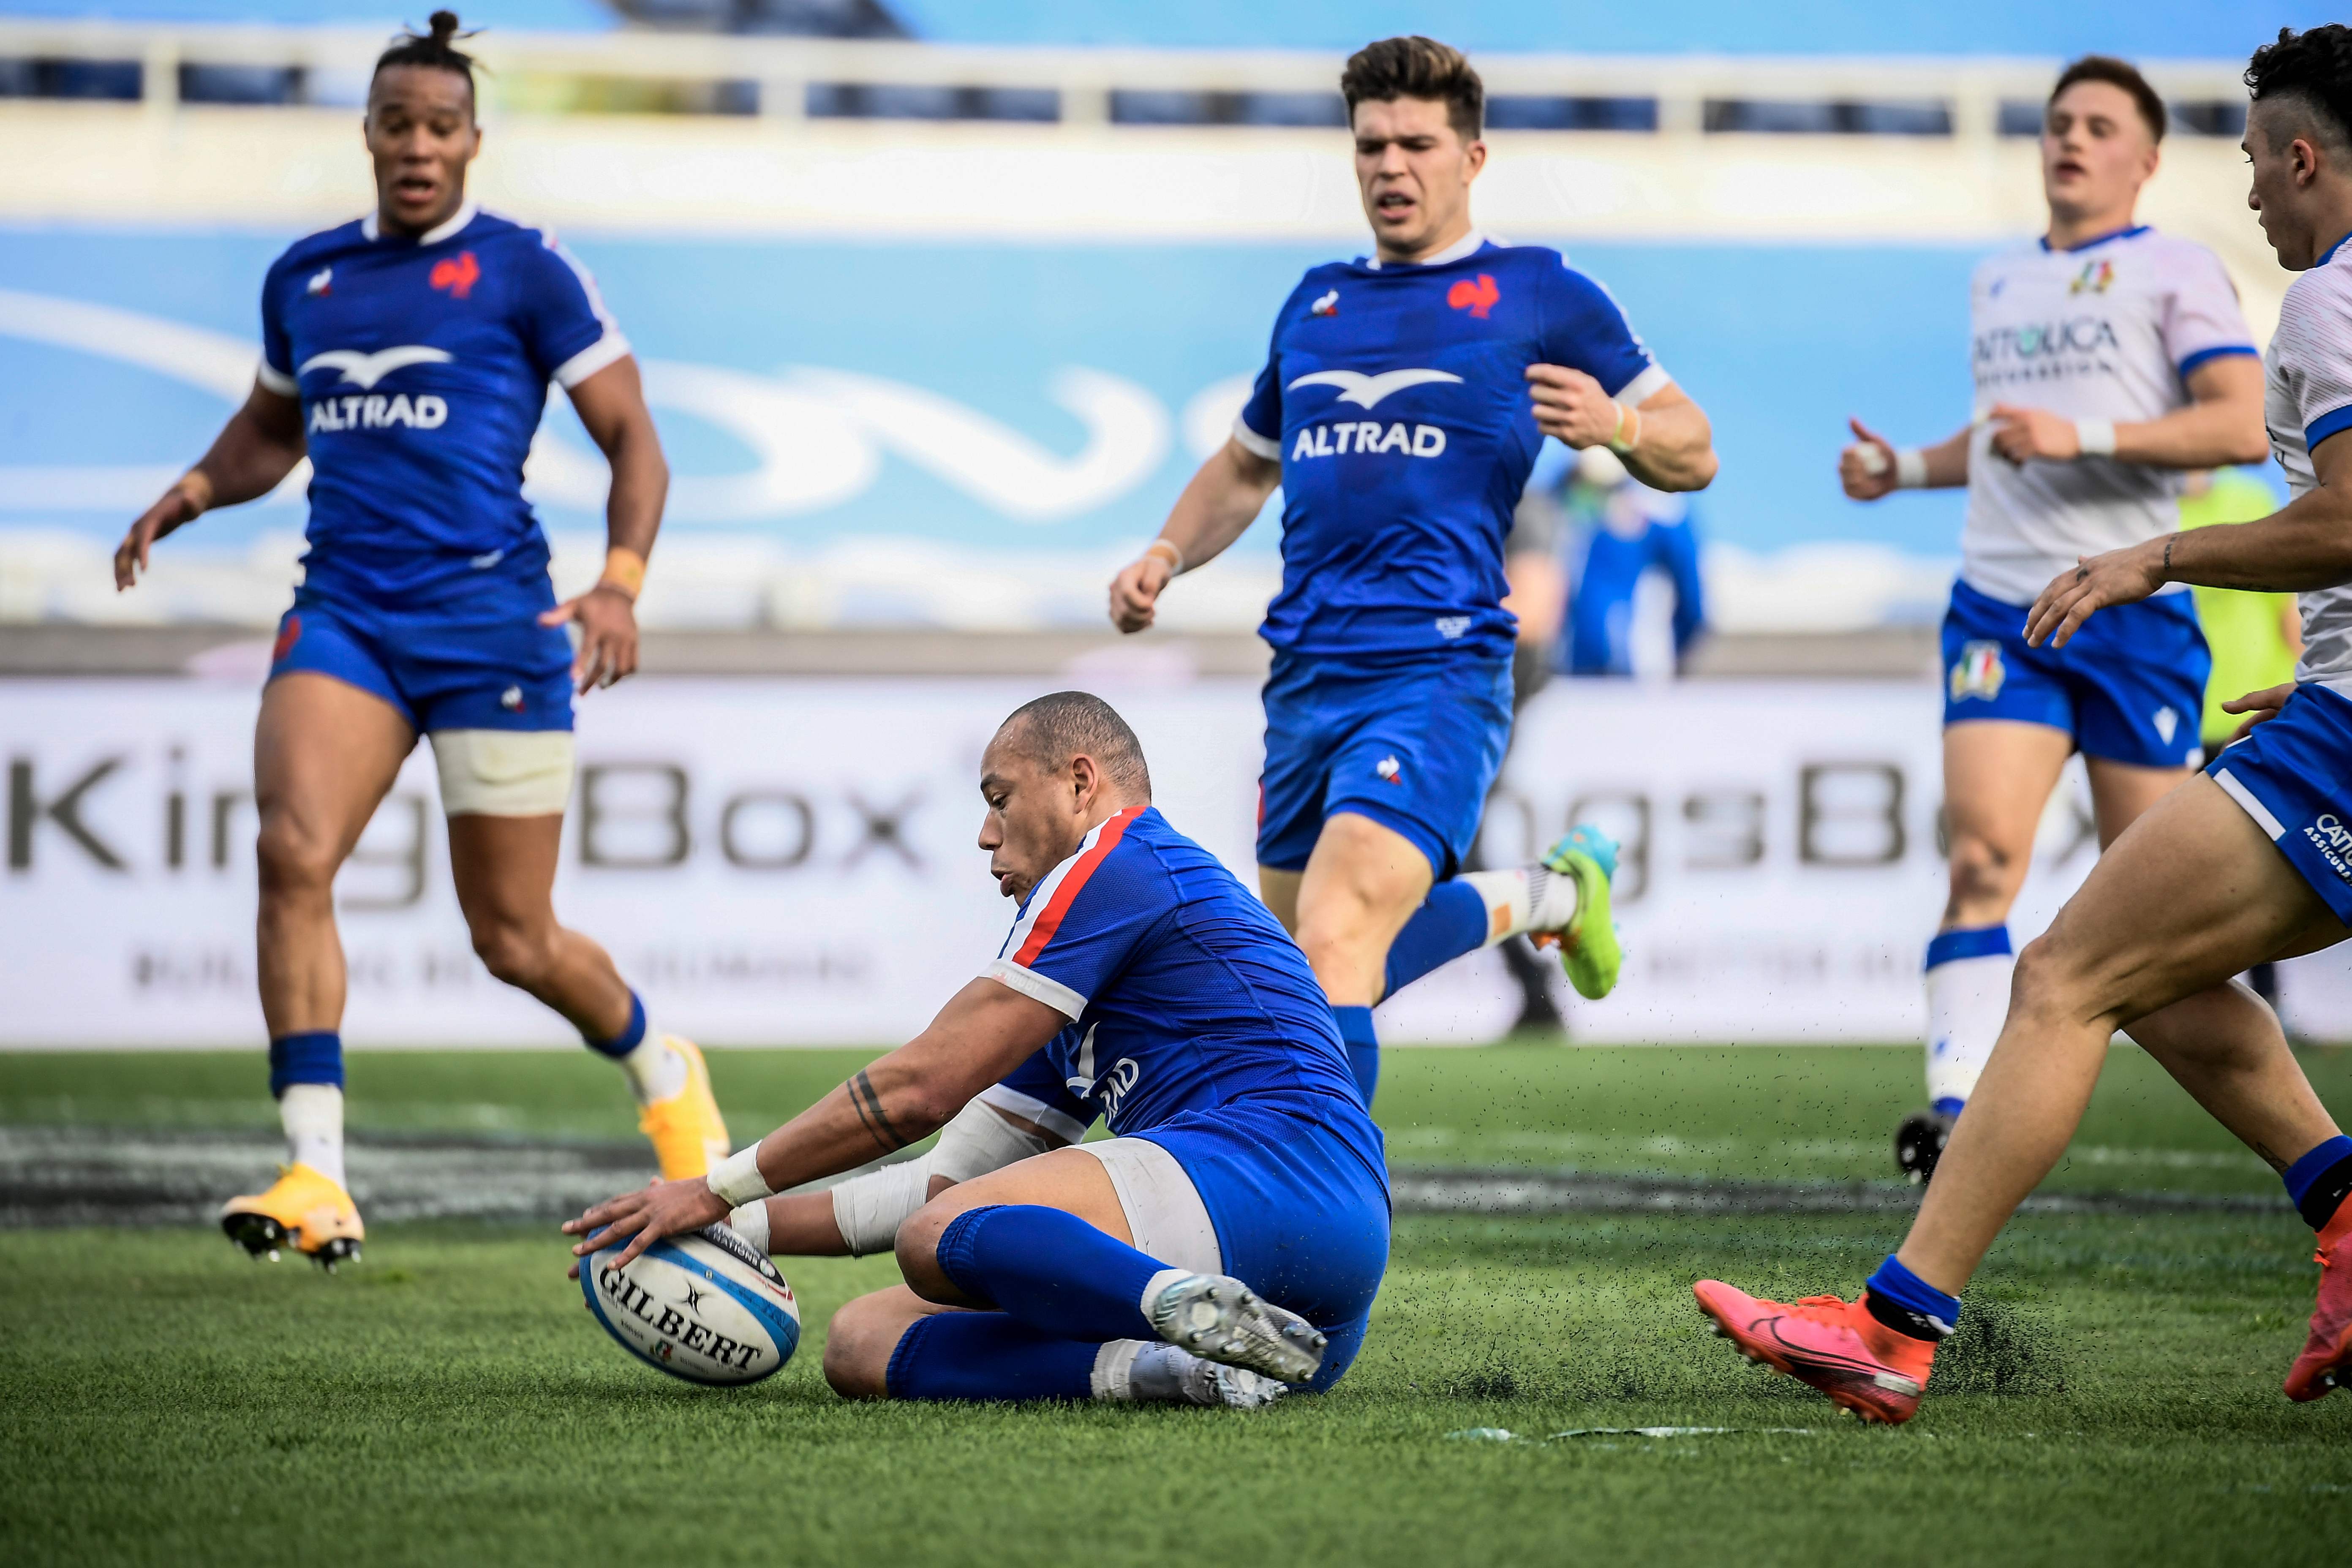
0,226 -> 1980,628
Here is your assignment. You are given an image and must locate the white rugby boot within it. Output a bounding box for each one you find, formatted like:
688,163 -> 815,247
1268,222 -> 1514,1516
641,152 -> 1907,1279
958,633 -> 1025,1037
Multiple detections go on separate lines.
1143,1270 -> 1326,1384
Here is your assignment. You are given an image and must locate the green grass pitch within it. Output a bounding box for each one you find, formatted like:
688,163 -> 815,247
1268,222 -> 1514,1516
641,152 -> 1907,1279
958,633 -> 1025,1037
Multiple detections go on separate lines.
4,1044 -> 2349,1566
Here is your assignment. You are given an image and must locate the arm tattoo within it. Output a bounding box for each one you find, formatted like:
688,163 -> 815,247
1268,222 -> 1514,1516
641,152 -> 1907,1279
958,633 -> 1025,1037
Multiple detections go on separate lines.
2161,533 -> 2175,581
847,1069 -> 912,1153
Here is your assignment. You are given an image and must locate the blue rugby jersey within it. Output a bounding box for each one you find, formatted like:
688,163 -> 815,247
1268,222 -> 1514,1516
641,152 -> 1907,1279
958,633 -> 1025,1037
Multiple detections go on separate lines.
256,202 -> 629,600
982,806 -> 1369,1143
1236,233 -> 1667,661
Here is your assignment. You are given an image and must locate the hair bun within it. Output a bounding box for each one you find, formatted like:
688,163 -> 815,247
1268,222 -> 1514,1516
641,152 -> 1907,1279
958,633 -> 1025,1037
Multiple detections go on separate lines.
429,10 -> 461,42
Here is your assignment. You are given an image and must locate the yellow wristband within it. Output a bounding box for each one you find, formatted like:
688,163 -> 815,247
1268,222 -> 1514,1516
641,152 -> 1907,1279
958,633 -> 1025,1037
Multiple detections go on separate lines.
597,547 -> 646,601
1144,538 -> 1185,575
176,469 -> 215,514
1606,403 -> 1642,456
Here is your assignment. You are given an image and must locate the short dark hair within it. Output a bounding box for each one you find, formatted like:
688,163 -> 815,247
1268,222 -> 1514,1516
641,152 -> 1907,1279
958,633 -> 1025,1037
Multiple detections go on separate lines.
996,691 -> 1152,799
2248,25 -> 2352,153
373,10 -> 478,106
2048,55 -> 2166,143
1341,35 -> 1483,143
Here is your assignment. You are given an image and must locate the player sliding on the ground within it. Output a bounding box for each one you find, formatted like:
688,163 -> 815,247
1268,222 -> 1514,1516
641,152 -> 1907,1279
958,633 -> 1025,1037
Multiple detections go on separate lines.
1696,27 -> 2352,1422
566,693 -> 1389,1407
1108,37 -> 1716,1102
111,13 -> 727,1270
1836,55 -> 2268,1182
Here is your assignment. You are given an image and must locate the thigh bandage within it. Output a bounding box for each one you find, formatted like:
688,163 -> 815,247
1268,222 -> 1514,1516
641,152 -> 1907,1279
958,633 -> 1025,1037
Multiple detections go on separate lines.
429,729 -> 576,817
1078,1137 -> 1222,1274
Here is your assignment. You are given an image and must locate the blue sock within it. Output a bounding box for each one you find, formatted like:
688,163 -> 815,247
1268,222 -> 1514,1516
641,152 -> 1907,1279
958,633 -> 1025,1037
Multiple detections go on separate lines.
934,1204 -> 1163,1342
1864,1254 -> 1961,1341
2284,1135 -> 2352,1230
882,1311 -> 1100,1401
583,992 -> 647,1059
1383,880 -> 1489,996
1332,1004 -> 1379,1106
267,1031 -> 343,1098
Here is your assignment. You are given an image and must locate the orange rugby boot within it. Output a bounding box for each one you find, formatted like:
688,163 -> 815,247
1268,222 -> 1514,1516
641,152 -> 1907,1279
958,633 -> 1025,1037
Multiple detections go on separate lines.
220,1162 -> 365,1271
1694,1279 -> 1937,1424
2285,1205 -> 2352,1402
637,1035 -> 731,1181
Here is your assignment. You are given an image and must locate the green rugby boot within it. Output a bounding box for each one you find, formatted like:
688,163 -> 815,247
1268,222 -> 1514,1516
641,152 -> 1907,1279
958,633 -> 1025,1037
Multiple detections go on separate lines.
1535,824 -> 1623,1001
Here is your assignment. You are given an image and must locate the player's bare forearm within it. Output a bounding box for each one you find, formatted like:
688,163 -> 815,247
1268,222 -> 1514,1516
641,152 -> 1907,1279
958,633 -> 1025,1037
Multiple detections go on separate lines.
550,357 -> 666,688
1988,359 -> 2265,471
2029,442 -> 2352,647
2113,357 -> 2270,469
116,384 -> 303,588
735,980 -> 1063,1194
1163,439 -> 1281,569
2159,485 -> 2352,593
1111,438 -> 1279,632
188,387 -> 307,511
568,355 -> 667,560
1620,386 -> 1717,493
1919,427 -> 1973,486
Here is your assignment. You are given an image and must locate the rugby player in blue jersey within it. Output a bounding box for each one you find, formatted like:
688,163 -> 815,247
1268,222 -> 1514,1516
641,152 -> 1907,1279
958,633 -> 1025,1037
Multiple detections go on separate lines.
569,693 -> 1387,1407
1109,37 -> 1719,1100
112,14 -> 728,1269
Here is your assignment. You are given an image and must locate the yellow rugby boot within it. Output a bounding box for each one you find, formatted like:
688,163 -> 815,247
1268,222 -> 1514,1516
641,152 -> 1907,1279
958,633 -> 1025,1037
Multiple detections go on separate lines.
220,1163 -> 365,1271
637,1036 -> 731,1180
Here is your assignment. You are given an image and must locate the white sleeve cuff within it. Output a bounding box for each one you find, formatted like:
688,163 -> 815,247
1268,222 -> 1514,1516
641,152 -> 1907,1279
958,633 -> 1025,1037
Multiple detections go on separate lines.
984,959 -> 1085,1020
1229,414 -> 1282,461
1610,363 -> 1671,407
977,1081 -> 1091,1144
553,332 -> 632,390
255,361 -> 298,396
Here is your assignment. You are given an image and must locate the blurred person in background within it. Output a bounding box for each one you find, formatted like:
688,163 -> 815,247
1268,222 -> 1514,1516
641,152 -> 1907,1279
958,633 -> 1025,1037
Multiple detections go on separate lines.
1543,444 -> 1709,679
1110,36 -> 1718,1101
1836,55 -> 2268,1182
2182,466 -> 2302,1009
110,14 -> 727,1270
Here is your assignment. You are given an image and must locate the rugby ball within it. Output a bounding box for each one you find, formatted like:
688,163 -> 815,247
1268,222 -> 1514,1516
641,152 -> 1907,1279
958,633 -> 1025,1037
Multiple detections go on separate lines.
581,1222 -> 801,1386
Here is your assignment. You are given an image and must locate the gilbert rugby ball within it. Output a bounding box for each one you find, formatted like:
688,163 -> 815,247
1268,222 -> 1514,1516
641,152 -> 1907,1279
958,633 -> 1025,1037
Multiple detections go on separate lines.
582,1222 -> 801,1386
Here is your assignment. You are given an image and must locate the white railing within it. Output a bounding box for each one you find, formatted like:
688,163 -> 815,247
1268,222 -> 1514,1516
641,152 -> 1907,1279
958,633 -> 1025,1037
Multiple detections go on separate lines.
0,18 -> 2249,139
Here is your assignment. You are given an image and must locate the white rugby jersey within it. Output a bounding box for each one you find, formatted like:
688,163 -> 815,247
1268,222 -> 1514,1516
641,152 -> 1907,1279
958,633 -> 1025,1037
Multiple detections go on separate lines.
1961,227 -> 2256,604
2263,231 -> 2352,693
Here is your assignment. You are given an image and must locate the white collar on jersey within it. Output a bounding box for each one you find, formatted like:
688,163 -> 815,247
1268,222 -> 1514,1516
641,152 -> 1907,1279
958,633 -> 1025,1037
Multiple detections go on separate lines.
1363,228 -> 1491,270
360,199 -> 479,246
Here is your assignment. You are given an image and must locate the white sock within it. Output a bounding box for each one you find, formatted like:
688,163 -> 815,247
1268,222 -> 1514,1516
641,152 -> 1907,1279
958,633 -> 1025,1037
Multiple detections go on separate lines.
280,1083 -> 346,1190
1924,928 -> 2014,1112
618,1030 -> 688,1105
1091,1340 -> 1211,1404
1459,866 -> 1579,942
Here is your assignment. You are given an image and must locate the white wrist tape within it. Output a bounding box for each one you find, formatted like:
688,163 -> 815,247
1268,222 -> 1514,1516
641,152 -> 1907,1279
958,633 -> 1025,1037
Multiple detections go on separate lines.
931,1098 -> 1060,1184
1144,537 -> 1186,575
2074,417 -> 2117,457
726,1200 -> 771,1253
830,1159 -> 933,1256
706,1145 -> 774,1209
1894,448 -> 1930,489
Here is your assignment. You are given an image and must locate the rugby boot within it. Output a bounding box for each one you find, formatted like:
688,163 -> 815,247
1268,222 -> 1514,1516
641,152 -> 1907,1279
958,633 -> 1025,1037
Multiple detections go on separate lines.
1530,824 -> 1623,1001
637,1035 -> 732,1181
2284,1204 -> 2352,1402
220,1162 -> 364,1271
1146,1271 -> 1326,1385
1693,1279 -> 1936,1424
1895,1107 -> 1956,1185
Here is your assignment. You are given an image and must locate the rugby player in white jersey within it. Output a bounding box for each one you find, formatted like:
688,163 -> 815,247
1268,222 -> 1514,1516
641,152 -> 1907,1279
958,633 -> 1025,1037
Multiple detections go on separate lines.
1838,56 -> 2269,1179
1694,25 -> 2352,1423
